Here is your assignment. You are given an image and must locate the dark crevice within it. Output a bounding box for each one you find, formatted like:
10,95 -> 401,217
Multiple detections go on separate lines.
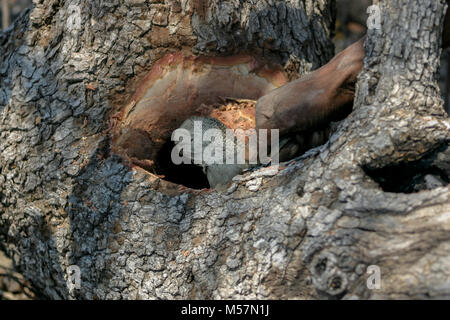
114,128 -> 210,190
110,52 -> 290,190
154,140 -> 210,190
363,151 -> 450,193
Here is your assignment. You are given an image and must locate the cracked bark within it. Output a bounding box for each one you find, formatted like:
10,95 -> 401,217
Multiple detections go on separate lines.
0,0 -> 449,299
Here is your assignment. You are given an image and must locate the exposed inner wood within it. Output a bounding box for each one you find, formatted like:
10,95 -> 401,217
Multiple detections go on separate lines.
111,52 -> 287,183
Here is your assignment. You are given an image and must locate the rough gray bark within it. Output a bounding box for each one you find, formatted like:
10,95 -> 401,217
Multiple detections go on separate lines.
0,0 -> 449,300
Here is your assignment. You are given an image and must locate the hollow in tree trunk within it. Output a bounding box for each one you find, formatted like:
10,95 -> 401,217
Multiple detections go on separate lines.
0,0 -> 449,299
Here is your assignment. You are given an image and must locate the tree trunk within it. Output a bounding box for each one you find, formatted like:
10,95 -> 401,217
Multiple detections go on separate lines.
0,0 -> 449,300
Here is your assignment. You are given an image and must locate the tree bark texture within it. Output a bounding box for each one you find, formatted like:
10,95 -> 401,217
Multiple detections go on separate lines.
0,0 -> 449,300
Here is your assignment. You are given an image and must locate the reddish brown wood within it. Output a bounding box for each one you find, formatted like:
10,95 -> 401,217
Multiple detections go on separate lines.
256,37 -> 365,136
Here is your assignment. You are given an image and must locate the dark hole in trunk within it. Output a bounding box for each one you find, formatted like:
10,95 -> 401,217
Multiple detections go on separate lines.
155,140 -> 210,190
364,162 -> 449,193
111,52 -> 289,190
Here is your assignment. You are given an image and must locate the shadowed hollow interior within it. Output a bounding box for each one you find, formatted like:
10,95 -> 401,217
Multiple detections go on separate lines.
111,52 -> 288,189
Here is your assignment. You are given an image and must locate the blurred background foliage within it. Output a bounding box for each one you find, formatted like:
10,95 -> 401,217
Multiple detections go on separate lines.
1,0 -> 31,30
